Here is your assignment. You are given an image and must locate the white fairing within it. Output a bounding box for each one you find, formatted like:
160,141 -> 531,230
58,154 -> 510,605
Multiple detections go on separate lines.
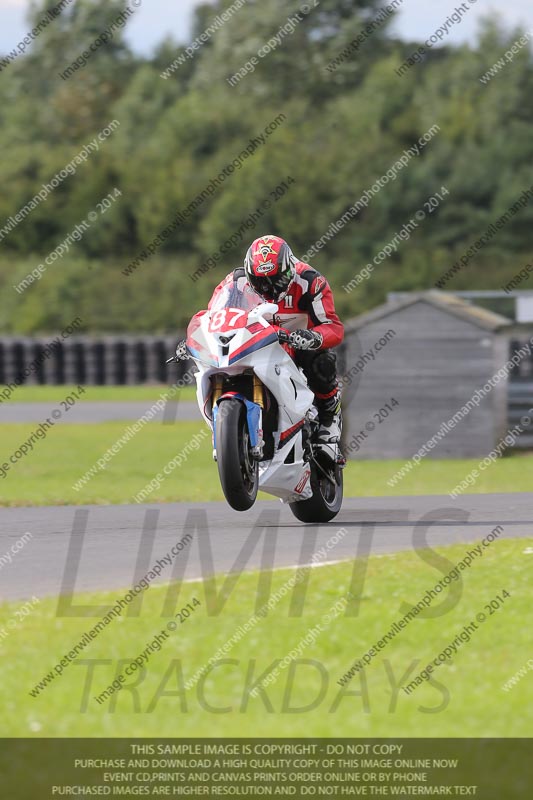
186,286 -> 316,502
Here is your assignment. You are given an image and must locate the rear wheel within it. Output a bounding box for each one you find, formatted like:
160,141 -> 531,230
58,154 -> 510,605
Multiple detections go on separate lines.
289,455 -> 343,523
216,399 -> 258,511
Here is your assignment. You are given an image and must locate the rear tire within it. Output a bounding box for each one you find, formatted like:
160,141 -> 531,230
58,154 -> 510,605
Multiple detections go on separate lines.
216,399 -> 258,511
289,456 -> 343,523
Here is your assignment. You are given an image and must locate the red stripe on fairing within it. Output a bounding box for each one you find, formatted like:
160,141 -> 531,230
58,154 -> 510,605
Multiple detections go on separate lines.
279,419 -> 305,445
228,330 -> 278,365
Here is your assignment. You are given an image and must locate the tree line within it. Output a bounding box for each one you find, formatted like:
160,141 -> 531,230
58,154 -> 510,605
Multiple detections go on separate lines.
0,0 -> 532,333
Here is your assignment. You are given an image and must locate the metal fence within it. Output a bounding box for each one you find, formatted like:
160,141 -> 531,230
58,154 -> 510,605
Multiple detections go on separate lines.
508,338 -> 533,448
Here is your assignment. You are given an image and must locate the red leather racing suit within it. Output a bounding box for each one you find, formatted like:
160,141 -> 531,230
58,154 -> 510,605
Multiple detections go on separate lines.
208,262 -> 344,403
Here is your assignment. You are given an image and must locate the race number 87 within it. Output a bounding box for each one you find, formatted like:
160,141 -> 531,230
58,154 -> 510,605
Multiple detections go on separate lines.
209,308 -> 247,331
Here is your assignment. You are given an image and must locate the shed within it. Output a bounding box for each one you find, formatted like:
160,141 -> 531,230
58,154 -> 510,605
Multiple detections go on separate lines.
340,291 -> 512,459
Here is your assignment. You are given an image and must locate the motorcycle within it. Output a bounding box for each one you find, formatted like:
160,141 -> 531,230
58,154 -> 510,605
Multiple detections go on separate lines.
169,281 -> 344,522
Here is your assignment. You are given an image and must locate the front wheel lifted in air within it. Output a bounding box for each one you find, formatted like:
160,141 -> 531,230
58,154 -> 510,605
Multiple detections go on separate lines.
215,399 -> 259,512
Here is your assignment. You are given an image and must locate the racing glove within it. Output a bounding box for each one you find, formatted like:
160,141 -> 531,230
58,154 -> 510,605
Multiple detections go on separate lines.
285,329 -> 323,350
175,339 -> 189,360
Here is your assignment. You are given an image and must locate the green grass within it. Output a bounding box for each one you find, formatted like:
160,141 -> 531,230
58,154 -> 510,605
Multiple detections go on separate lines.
0,421 -> 532,506
0,384 -> 196,402
0,422 -> 213,506
2,537 -> 531,737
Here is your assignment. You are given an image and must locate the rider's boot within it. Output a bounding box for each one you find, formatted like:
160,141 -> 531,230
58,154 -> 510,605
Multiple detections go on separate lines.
315,389 -> 342,447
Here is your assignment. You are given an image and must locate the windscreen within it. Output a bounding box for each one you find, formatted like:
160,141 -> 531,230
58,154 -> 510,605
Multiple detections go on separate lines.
187,281 -> 271,366
209,281 -> 264,313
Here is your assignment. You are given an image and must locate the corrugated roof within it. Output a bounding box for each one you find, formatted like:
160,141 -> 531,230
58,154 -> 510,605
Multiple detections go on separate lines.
344,291 -> 512,333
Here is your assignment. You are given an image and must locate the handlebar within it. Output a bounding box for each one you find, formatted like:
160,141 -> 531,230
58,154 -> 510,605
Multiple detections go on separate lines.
277,328 -> 291,344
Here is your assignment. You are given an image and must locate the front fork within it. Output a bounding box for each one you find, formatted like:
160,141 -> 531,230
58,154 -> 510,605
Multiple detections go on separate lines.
210,374 -> 264,408
210,374 -> 265,461
212,374 -> 224,407
251,374 -> 265,459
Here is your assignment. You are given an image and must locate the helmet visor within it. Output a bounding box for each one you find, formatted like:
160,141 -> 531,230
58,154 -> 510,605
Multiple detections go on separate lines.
249,270 -> 291,301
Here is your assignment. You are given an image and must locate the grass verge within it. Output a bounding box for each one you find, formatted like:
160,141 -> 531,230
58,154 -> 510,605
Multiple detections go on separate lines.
3,537 -> 531,737
0,422 -> 532,506
0,385 -> 196,403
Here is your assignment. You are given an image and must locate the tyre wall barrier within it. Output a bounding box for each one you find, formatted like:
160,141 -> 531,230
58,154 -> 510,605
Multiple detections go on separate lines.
0,335 -> 193,386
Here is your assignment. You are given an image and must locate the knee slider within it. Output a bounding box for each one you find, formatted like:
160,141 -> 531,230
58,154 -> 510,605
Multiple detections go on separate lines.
311,350 -> 337,385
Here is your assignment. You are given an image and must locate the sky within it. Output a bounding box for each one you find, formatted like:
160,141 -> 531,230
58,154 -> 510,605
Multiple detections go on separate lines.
0,0 -> 532,56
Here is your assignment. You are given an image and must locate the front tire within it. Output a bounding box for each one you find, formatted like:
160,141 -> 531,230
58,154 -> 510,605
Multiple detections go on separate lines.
216,399 -> 258,511
289,456 -> 343,523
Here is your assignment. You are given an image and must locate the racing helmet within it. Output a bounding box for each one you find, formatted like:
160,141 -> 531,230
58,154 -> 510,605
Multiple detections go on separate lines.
243,235 -> 296,301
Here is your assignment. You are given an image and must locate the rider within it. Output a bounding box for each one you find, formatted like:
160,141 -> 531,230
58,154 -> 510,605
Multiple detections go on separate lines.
176,235 -> 344,445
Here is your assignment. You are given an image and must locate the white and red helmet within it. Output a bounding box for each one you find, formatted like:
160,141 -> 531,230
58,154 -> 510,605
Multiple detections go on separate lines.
244,235 -> 296,301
